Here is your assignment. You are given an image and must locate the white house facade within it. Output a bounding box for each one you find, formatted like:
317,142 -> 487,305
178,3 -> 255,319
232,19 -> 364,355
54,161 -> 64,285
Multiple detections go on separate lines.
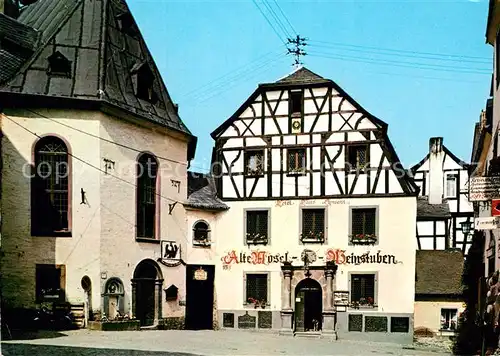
209,68 -> 419,342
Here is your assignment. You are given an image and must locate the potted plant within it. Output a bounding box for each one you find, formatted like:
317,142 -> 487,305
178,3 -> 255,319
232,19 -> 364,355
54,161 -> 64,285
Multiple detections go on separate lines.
350,234 -> 377,245
300,231 -> 325,242
247,298 -> 267,309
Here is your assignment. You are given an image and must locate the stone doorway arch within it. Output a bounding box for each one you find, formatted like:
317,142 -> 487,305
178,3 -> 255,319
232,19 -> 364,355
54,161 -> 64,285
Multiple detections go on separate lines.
132,259 -> 163,326
294,278 -> 322,332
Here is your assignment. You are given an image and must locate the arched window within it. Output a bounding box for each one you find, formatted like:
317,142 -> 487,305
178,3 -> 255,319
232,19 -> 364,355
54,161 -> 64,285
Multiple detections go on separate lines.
193,221 -> 210,245
32,136 -> 70,236
136,153 -> 158,239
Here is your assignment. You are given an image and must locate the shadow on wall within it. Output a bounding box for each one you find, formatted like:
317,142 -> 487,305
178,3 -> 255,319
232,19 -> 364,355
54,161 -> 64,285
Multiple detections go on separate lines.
0,132 -> 59,334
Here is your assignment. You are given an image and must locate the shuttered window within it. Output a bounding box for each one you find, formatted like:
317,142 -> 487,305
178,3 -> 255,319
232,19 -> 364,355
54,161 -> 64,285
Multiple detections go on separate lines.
246,274 -> 268,304
351,274 -> 375,306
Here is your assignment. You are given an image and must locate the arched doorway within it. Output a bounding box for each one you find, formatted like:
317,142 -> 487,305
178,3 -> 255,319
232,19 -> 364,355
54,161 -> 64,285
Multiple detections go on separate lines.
294,278 -> 322,332
81,276 -> 92,327
133,259 -> 163,327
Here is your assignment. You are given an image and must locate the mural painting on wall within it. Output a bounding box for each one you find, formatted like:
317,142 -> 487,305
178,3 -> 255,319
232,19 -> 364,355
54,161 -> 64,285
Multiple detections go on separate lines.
220,249 -> 399,270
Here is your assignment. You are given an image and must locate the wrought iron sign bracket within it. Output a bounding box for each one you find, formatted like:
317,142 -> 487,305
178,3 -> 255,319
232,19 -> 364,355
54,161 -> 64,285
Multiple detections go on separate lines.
168,201 -> 178,215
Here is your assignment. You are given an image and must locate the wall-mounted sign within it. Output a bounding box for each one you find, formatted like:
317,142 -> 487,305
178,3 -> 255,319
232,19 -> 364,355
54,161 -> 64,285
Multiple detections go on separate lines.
194,267 -> 207,281
275,199 -> 346,208
474,217 -> 500,230
469,177 -> 500,201
326,249 -> 398,265
221,250 -> 290,269
333,291 -> 349,307
161,241 -> 181,267
493,200 -> 500,217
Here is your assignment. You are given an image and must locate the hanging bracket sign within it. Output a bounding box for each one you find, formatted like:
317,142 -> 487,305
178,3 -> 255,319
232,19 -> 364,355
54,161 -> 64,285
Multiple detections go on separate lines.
469,177 -> 500,201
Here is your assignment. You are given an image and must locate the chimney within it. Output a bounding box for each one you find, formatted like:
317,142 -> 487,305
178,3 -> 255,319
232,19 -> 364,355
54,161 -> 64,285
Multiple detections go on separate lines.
0,0 -> 20,19
428,137 -> 444,204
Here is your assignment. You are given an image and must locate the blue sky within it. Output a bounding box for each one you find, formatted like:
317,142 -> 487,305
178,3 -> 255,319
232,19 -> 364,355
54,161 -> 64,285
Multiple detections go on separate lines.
128,0 -> 492,172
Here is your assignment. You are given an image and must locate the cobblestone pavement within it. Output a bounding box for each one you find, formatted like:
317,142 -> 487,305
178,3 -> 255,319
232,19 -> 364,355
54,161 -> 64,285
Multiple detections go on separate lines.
1,329 -> 452,356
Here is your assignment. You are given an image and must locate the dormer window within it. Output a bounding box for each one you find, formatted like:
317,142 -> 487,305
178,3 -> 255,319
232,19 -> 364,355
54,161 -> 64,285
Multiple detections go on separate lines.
290,91 -> 303,117
47,52 -> 72,78
117,12 -> 139,37
131,62 -> 158,104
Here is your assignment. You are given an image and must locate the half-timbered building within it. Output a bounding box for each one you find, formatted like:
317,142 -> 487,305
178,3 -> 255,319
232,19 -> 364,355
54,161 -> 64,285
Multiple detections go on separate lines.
0,0 -> 195,330
411,137 -> 474,253
210,67 -> 419,342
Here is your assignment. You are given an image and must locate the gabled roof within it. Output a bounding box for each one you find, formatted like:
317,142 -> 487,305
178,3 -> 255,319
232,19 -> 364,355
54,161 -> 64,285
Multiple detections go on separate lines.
185,172 -> 228,211
415,249 -> 464,296
417,197 -> 451,219
274,67 -> 331,85
410,145 -> 469,173
0,0 -> 194,151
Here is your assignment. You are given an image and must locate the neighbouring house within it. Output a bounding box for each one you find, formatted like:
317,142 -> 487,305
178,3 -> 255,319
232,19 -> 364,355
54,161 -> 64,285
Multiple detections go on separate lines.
414,249 -> 465,336
0,0 -> 196,329
411,137 -> 474,253
209,67 -> 419,342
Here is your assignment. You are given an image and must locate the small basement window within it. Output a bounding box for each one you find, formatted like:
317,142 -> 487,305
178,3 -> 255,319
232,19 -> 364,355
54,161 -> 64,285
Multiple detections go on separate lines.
47,51 -> 72,78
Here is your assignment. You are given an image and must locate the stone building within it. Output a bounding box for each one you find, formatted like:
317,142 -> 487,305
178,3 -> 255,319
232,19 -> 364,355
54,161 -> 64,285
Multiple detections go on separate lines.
0,0 -> 195,328
208,67 -> 418,342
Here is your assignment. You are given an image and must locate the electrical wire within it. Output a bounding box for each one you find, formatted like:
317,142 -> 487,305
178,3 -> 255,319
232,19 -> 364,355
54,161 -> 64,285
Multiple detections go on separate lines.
251,0 -> 288,46
260,0 -> 292,39
272,0 -> 297,36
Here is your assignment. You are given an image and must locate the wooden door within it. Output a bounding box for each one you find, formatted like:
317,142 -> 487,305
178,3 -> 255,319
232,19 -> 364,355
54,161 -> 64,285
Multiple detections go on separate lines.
294,290 -> 305,332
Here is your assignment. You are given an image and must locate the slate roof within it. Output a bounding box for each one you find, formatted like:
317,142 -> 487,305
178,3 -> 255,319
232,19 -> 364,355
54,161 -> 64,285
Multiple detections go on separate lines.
274,67 -> 331,85
415,249 -> 464,296
0,0 -> 193,144
417,197 -> 451,219
185,172 -> 228,211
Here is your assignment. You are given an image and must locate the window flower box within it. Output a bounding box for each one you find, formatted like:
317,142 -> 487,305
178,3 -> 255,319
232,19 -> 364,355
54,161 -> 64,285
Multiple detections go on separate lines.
350,234 -> 377,245
300,231 -> 325,243
246,233 -> 268,245
349,297 -> 376,309
247,298 -> 267,309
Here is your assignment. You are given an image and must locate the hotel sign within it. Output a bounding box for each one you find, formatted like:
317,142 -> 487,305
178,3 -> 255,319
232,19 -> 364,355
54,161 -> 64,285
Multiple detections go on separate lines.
475,217 -> 500,230
469,177 -> 500,201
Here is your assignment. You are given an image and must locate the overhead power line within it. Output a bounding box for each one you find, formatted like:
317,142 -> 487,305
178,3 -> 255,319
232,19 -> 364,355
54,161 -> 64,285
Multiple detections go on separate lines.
272,0 -> 297,36
252,0 -> 287,45
260,0 -> 292,39
309,39 -> 490,62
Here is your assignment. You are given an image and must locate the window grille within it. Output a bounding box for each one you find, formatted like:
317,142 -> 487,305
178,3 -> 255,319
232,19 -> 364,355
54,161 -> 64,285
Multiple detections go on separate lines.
351,208 -> 376,244
33,136 -> 69,234
301,209 -> 325,242
246,211 -> 268,244
347,145 -> 368,171
350,274 -> 375,307
245,151 -> 264,175
137,154 -> 158,238
246,274 -> 268,304
287,148 -> 306,173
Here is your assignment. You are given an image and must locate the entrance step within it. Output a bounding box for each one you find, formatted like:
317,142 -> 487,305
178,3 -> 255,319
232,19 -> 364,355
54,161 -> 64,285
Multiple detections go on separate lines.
140,325 -> 158,331
294,331 -> 322,339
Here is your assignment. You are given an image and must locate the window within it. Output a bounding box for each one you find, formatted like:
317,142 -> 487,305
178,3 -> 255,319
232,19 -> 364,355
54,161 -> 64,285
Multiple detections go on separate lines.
287,148 -> 306,174
32,136 -> 70,236
131,62 -> 158,103
36,264 -> 65,302
350,208 -> 377,245
350,274 -> 376,308
117,12 -> 139,37
245,150 -> 264,176
347,145 -> 368,172
47,51 -> 72,77
440,309 -> 458,331
301,208 -> 325,243
446,174 -> 458,197
245,273 -> 268,305
137,153 -> 158,239
246,210 -> 269,245
290,91 -> 303,116
193,221 -> 210,245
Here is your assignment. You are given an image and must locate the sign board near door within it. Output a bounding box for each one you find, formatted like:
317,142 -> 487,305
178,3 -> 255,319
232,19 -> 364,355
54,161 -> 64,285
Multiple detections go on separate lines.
468,177 -> 500,201
475,217 -> 500,230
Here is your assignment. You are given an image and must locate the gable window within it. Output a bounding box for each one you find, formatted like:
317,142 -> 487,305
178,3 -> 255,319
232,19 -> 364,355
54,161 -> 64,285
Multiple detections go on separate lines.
350,273 -> 376,308
36,264 -> 65,302
136,153 -> 158,239
300,208 -> 325,243
193,220 -> 210,246
287,148 -> 306,174
350,208 -> 377,245
347,145 -> 368,172
446,174 -> 458,198
131,62 -> 158,104
117,12 -> 139,37
245,210 -> 269,245
32,136 -> 70,236
245,273 -> 269,306
47,51 -> 72,78
290,91 -> 303,116
245,150 -> 264,176
440,309 -> 458,331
